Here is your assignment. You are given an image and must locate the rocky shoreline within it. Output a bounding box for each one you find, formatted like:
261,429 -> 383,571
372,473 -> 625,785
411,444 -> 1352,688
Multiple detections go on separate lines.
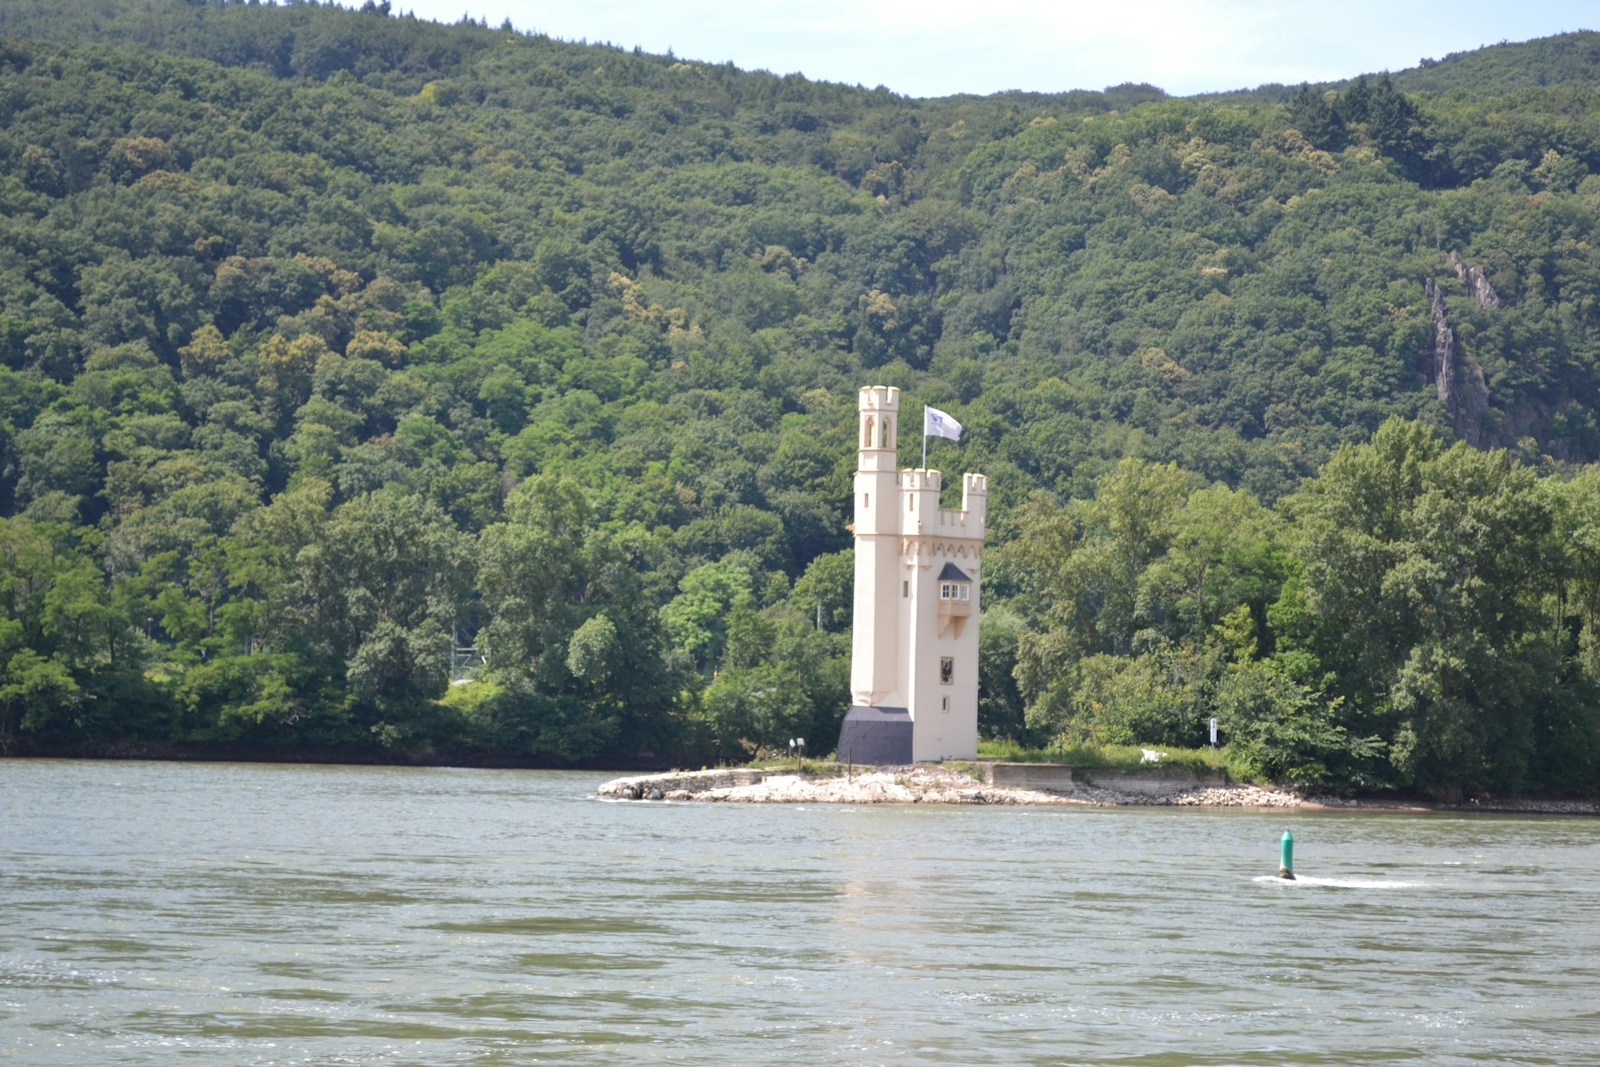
598,766 -> 1313,807
596,765 -> 1600,814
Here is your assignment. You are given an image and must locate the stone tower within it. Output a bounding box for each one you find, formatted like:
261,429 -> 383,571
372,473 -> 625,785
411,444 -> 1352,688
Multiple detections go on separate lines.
837,386 -> 987,764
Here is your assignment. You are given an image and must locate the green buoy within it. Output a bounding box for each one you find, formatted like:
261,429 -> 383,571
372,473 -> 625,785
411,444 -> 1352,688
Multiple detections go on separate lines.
1279,829 -> 1295,880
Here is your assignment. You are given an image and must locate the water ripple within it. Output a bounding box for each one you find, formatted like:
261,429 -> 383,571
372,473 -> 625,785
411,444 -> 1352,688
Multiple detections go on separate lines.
3,762 -> 1598,1067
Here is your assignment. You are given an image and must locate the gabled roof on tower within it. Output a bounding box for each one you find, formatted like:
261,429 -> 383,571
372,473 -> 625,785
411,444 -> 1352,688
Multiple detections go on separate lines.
937,562 -> 973,582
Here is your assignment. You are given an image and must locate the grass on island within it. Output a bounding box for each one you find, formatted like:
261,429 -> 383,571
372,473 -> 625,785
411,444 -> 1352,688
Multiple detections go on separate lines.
733,740 -> 1240,783
746,755 -> 852,777
976,739 -> 1237,776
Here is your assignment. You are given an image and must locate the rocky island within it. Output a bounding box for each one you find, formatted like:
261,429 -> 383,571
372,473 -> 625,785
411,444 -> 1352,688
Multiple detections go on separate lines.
598,763 -> 1304,807
597,763 -> 1600,813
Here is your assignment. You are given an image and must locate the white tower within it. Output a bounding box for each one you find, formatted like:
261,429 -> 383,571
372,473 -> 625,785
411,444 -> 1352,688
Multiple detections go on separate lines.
850,385 -> 903,709
838,386 -> 987,763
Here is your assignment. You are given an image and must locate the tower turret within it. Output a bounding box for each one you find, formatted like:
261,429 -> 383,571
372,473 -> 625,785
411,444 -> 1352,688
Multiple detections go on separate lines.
851,387 -> 902,708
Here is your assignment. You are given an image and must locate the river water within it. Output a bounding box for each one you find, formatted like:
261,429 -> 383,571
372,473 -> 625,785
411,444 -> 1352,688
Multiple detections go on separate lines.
2,761 -> 1597,1066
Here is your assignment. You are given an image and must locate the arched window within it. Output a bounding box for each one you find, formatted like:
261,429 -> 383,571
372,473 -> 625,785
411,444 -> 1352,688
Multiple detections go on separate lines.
880,416 -> 892,449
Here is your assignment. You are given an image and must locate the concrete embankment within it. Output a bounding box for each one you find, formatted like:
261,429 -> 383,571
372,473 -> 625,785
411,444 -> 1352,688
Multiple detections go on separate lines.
983,761 -> 1224,793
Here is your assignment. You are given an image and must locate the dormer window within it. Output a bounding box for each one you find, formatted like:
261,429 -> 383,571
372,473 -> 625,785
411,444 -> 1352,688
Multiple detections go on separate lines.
934,563 -> 974,637
937,562 -> 973,599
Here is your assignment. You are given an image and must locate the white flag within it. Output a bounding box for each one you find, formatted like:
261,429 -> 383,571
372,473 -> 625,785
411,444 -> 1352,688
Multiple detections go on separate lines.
923,406 -> 962,442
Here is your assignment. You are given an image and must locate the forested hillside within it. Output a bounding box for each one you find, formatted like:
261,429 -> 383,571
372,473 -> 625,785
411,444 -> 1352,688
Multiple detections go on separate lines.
2,1 -> 1599,795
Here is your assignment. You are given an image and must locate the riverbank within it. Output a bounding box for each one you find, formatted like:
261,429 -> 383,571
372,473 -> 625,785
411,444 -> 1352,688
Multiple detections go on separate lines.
597,764 -> 1600,814
0,737 -> 667,772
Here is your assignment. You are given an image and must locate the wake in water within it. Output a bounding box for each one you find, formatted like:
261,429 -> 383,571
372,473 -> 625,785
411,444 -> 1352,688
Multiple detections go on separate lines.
1253,874 -> 1426,889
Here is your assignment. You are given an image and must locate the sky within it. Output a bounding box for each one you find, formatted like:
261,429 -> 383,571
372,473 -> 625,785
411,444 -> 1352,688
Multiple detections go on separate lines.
356,0 -> 1598,99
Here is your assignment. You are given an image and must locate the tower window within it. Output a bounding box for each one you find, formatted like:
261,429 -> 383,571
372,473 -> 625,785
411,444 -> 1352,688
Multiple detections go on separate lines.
902,580 -> 909,598
940,657 -> 953,684
939,582 -> 970,601
941,695 -> 950,713
863,492 -> 869,509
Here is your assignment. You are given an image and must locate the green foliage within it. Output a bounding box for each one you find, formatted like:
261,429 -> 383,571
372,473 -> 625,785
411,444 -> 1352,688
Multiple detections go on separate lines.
1004,415 -> 1600,795
661,560 -> 756,675
977,605 -> 1029,742
696,616 -> 848,760
0,4 -> 1597,787
1215,660 -> 1376,785
975,738 -> 1233,776
1287,419 -> 1563,795
789,550 -> 853,633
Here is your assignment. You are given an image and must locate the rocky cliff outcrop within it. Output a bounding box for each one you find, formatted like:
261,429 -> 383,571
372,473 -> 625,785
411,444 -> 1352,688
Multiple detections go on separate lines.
1448,250 -> 1502,309
1423,267 -> 1491,445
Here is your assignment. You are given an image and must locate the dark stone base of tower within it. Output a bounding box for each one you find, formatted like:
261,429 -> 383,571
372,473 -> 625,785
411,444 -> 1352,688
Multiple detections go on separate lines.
836,706 -> 913,765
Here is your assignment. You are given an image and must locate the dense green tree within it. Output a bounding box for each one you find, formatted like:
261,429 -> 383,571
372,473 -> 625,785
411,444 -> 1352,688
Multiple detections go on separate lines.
317,491 -> 470,736
661,559 -> 757,675
699,615 -> 847,759
1214,658 -> 1376,785
1288,419 -> 1565,795
0,517 -> 80,741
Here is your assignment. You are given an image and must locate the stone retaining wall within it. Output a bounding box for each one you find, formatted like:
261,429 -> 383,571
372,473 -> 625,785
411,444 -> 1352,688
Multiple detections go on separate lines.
1074,766 -> 1227,794
983,762 -> 1226,794
984,762 -> 1077,791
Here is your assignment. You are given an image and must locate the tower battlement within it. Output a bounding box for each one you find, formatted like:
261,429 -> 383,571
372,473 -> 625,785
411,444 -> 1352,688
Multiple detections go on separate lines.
859,384 -> 899,411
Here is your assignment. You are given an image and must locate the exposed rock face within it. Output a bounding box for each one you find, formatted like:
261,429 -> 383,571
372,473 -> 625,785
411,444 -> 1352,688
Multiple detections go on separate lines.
1423,275 -> 1490,445
1448,250 -> 1501,309
1423,277 -> 1456,410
